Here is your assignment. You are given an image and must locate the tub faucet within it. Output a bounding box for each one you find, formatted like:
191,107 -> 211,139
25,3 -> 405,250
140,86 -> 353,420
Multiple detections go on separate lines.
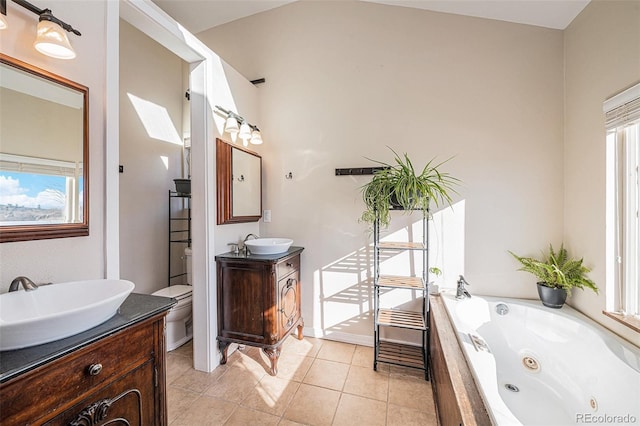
9,276 -> 39,292
456,275 -> 471,299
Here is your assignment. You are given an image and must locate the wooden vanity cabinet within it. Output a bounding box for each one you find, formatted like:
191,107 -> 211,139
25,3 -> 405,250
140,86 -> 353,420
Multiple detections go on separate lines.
0,312 -> 169,426
216,247 -> 304,375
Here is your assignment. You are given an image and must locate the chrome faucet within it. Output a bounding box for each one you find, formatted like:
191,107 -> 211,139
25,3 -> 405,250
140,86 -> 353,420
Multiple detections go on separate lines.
239,234 -> 259,255
244,234 -> 259,243
456,275 -> 471,299
9,276 -> 39,292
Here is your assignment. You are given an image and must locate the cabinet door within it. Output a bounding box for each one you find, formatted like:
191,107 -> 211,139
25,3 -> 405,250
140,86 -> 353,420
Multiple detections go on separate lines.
44,361 -> 156,426
278,271 -> 300,338
218,263 -> 269,343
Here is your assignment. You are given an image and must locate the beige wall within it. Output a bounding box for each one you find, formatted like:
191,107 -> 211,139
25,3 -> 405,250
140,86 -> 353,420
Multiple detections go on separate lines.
118,20 -> 186,295
1,89 -> 83,162
199,1 -> 565,344
564,0 -> 640,346
0,0 -> 106,290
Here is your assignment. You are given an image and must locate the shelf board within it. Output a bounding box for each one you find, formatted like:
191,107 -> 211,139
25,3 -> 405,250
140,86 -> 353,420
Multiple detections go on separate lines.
377,275 -> 425,290
377,341 -> 425,370
376,309 -> 426,330
378,241 -> 425,250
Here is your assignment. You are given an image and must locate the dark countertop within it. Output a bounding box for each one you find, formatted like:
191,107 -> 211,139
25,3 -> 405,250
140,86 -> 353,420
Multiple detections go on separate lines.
0,293 -> 176,383
215,246 -> 304,263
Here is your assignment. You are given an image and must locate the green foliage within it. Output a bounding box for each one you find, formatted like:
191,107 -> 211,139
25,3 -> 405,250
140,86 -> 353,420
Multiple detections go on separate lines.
509,244 -> 598,295
360,147 -> 460,228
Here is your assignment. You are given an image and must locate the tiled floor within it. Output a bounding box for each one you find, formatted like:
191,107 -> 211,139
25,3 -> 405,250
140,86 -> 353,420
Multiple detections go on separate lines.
166,337 -> 438,425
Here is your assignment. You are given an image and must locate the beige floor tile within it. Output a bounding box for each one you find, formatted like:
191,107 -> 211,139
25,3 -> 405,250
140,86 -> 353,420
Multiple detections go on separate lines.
282,335 -> 323,358
167,386 -> 199,423
171,395 -> 237,425
171,363 -> 228,394
332,393 -> 387,426
386,403 -> 438,426
275,352 -> 314,382
388,375 -> 435,413
278,419 -> 307,426
302,358 -> 349,391
171,340 -> 193,358
241,374 -> 300,416
342,365 -> 389,401
229,348 -> 274,377
223,406 -> 281,425
283,384 -> 340,425
204,363 -> 263,403
166,352 -> 195,386
351,345 -> 374,368
315,340 -> 356,364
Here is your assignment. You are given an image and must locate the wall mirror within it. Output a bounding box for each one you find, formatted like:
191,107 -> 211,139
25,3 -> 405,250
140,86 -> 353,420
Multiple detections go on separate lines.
216,138 -> 262,224
0,54 -> 89,242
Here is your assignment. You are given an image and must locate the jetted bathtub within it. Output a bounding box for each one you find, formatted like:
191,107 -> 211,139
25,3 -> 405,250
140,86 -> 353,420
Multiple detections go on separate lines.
440,292 -> 640,425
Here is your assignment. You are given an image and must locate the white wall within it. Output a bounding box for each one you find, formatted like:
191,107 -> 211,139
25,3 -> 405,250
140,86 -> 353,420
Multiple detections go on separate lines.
119,19 -> 186,295
198,1 -> 565,344
0,0 -> 106,290
564,1 -> 640,346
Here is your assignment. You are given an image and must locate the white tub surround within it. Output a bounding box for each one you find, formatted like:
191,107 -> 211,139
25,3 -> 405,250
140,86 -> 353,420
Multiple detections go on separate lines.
441,292 -> 640,426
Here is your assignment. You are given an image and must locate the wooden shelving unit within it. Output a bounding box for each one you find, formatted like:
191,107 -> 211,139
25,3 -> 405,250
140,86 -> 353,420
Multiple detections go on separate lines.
373,210 -> 429,380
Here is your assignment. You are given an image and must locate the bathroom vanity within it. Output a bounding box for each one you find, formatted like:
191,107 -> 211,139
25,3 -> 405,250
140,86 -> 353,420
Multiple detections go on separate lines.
216,247 -> 304,375
0,293 -> 175,426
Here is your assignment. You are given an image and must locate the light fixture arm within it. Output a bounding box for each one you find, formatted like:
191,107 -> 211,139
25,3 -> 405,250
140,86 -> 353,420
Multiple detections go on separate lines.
12,0 -> 81,35
214,105 -> 263,145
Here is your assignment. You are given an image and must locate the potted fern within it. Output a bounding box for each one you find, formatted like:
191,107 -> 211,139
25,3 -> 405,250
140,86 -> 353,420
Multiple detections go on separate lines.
360,148 -> 459,228
509,244 -> 598,308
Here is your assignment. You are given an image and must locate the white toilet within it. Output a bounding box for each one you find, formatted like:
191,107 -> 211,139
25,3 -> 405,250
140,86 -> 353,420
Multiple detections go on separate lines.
152,247 -> 193,351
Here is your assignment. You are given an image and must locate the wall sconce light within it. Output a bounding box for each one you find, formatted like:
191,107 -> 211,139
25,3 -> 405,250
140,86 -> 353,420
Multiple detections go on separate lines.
215,105 -> 264,147
2,0 -> 81,59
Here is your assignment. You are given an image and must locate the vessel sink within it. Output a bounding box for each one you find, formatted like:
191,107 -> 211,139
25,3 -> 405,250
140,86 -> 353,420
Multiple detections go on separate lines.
245,238 -> 294,255
0,279 -> 134,351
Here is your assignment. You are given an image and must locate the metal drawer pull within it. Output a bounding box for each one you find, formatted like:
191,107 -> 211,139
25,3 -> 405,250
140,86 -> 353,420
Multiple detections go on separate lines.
87,363 -> 103,376
285,262 -> 294,267
286,278 -> 296,288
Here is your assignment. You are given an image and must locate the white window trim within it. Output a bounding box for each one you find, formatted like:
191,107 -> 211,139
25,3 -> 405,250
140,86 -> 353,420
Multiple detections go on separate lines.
604,82 -> 640,321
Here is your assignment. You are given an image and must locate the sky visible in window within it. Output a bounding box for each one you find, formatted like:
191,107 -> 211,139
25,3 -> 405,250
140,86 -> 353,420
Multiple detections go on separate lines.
0,172 -> 66,209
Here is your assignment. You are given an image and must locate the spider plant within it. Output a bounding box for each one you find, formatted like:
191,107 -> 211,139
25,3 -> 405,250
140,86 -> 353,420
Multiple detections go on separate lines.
360,147 -> 459,228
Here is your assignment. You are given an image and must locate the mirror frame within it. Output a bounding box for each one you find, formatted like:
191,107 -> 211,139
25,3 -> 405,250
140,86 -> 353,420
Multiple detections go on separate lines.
216,138 -> 262,225
0,54 -> 89,243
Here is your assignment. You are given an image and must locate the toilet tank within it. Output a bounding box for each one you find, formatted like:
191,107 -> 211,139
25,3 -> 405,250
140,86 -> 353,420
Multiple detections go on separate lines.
185,247 -> 193,285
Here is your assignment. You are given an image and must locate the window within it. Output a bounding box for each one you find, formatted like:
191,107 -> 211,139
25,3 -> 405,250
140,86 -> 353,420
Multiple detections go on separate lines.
605,83 -> 640,321
0,153 -> 83,225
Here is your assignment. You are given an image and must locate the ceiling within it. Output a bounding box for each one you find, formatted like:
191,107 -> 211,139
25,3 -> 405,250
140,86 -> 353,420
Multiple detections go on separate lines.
151,0 -> 590,34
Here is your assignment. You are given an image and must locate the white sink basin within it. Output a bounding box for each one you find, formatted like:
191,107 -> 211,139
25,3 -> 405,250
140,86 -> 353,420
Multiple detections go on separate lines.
245,238 -> 293,255
0,279 -> 134,351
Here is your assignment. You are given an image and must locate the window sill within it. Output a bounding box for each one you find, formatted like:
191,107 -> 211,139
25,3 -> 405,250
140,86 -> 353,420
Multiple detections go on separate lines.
603,311 -> 640,334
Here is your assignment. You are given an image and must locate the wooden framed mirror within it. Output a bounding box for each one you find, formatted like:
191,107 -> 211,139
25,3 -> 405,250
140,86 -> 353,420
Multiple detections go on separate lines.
0,54 -> 89,242
216,138 -> 262,224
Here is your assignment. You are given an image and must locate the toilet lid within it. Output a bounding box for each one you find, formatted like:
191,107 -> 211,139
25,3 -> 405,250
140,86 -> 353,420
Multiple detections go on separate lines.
153,285 -> 192,300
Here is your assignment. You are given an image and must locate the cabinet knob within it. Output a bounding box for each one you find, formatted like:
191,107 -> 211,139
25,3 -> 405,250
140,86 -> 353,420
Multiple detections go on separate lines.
87,363 -> 103,376
286,278 -> 296,288
286,262 -> 294,267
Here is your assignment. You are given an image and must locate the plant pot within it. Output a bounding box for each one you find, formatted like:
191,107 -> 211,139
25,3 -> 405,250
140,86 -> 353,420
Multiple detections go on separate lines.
536,282 -> 567,309
174,178 -> 191,194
